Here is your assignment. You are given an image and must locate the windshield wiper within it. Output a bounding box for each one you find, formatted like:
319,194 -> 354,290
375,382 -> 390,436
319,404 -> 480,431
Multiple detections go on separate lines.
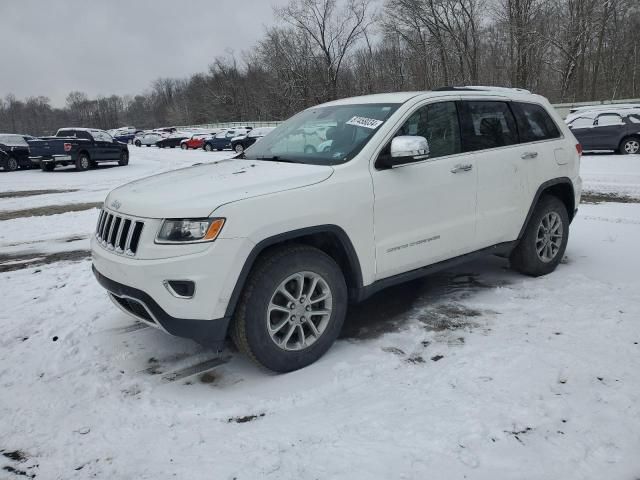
253,155 -> 301,163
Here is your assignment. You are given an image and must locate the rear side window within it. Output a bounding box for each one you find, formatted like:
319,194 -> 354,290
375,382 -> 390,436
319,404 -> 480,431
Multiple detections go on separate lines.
596,114 -> 623,126
459,101 -> 518,151
512,102 -> 561,142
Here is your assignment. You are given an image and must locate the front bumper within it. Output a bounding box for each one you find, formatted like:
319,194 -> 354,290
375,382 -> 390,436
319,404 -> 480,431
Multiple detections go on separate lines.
93,266 -> 231,349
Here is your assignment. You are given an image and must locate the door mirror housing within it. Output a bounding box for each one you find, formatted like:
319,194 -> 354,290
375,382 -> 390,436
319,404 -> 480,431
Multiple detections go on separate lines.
377,136 -> 430,169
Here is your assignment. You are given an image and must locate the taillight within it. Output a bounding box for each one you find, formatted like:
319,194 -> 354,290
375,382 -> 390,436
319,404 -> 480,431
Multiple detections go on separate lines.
576,143 -> 583,156
64,143 -> 72,152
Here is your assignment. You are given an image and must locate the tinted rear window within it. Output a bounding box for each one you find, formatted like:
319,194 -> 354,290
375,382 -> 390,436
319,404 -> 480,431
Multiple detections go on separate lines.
0,134 -> 28,146
459,101 -> 518,151
513,102 -> 561,142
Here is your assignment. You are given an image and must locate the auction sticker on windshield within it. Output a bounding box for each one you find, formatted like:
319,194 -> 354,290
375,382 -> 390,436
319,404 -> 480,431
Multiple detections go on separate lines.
346,116 -> 384,129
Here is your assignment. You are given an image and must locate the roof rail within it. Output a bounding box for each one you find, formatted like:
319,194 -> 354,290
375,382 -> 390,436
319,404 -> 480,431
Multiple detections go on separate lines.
434,85 -> 531,94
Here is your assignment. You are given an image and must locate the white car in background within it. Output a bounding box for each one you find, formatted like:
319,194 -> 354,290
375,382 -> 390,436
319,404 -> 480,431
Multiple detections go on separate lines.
133,131 -> 163,147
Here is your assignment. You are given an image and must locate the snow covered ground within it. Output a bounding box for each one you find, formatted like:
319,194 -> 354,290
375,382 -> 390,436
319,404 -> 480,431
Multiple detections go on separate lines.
1,149 -> 639,479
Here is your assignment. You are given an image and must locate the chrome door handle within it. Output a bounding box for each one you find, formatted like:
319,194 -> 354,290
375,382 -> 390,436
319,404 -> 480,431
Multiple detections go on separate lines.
521,152 -> 538,159
451,164 -> 473,173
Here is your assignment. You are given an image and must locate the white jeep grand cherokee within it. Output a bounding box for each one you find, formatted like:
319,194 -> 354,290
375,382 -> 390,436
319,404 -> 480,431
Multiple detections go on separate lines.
92,87 -> 582,372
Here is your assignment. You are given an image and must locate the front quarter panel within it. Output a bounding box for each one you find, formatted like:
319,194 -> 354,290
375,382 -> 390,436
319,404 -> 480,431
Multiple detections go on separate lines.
214,164 -> 376,286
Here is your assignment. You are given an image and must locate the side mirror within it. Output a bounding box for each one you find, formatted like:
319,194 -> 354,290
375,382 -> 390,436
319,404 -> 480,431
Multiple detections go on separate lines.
377,136 -> 430,169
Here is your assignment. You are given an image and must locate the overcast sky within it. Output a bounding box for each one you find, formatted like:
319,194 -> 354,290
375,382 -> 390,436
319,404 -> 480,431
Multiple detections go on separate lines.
0,0 -> 289,107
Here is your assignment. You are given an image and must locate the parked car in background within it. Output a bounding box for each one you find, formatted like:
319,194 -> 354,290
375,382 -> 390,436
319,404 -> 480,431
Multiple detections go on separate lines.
0,133 -> 33,171
181,133 -> 215,150
231,127 -> 276,153
29,128 -> 129,171
113,130 -> 142,145
134,131 -> 163,147
92,87 -> 581,372
567,109 -> 640,154
156,132 -> 191,148
203,129 -> 250,151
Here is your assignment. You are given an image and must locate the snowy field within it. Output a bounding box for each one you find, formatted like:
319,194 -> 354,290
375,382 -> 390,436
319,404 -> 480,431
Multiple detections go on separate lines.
1,147 -> 639,479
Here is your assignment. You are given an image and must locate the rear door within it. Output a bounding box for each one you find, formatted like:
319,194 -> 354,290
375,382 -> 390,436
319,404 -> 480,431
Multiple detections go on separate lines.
458,99 -> 531,247
591,114 -> 624,150
372,100 -> 479,278
94,130 -> 121,160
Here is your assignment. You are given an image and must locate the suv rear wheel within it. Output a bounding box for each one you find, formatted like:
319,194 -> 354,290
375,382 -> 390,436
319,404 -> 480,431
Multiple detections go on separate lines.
231,245 -> 347,372
510,195 -> 569,276
620,137 -> 640,155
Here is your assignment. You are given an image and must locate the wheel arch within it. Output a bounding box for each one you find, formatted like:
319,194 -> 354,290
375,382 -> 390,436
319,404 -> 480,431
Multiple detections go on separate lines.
78,149 -> 91,160
224,225 -> 364,318
518,177 -> 575,239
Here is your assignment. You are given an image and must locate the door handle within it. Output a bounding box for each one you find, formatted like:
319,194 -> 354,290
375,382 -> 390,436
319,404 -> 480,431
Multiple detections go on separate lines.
451,164 -> 473,173
521,152 -> 538,159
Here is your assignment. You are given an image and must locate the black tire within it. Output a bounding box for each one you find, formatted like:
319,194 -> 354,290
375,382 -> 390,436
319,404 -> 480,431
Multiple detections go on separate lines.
619,136 -> 640,155
234,144 -> 244,154
118,151 -> 129,166
216,148 -> 223,151
75,153 -> 90,171
5,156 -> 18,171
204,144 -> 213,152
181,143 -> 188,150
41,162 -> 55,172
230,244 -> 348,373
135,140 -> 141,147
510,195 -> 569,277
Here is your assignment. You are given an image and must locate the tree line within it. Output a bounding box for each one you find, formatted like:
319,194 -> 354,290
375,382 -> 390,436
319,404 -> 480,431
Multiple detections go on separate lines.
1,0 -> 639,136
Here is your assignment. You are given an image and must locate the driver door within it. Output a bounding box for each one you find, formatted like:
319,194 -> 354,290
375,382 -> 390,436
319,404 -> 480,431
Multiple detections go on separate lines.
371,101 -> 478,279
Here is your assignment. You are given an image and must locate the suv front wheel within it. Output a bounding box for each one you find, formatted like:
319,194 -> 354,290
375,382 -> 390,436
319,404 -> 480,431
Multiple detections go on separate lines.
231,245 -> 347,372
510,195 -> 569,276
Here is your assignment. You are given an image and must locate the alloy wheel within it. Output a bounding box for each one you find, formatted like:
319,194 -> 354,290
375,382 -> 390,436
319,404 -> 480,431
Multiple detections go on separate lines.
266,271 -> 333,351
536,212 -> 563,263
624,139 -> 640,154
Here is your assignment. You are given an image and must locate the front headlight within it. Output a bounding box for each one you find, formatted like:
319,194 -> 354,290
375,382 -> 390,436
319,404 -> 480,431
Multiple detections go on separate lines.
156,218 -> 225,244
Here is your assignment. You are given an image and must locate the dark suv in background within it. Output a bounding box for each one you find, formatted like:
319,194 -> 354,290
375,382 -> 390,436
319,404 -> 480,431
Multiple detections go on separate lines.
0,134 -> 33,171
567,110 -> 640,154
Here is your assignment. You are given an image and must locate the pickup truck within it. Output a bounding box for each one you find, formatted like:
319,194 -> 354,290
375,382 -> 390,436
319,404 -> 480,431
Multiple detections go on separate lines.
29,128 -> 129,171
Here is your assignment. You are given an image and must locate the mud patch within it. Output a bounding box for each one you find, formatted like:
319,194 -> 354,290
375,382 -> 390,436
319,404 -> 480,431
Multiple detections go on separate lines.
417,303 -> 483,332
581,191 -> 640,204
228,413 -> 265,424
0,250 -> 90,273
0,188 -> 78,199
0,202 -> 101,221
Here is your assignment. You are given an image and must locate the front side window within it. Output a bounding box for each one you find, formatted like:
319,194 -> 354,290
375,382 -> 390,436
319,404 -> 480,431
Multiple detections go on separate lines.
459,101 -> 518,151
396,101 -> 461,158
245,103 -> 399,165
569,117 -> 595,128
513,102 -> 561,142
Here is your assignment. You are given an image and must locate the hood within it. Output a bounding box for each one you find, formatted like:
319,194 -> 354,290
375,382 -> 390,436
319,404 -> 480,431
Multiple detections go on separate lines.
105,159 -> 334,218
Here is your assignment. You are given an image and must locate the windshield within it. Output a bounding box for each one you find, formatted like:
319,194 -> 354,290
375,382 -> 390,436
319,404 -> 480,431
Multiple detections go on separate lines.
244,103 -> 399,164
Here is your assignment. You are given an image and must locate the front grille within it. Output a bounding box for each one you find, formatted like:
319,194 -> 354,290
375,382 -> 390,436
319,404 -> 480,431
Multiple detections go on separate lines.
96,209 -> 144,256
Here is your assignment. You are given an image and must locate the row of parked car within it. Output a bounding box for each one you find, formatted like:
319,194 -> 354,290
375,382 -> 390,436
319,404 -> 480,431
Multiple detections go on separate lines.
0,128 -> 130,172
133,126 -> 276,153
565,104 -> 640,154
0,124 -> 277,172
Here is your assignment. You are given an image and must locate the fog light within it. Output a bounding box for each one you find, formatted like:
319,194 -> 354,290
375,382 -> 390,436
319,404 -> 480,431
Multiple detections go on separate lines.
163,280 -> 196,299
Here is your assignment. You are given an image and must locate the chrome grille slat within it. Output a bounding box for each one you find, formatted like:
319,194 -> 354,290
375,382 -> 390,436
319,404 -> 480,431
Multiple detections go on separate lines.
95,208 -> 144,257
